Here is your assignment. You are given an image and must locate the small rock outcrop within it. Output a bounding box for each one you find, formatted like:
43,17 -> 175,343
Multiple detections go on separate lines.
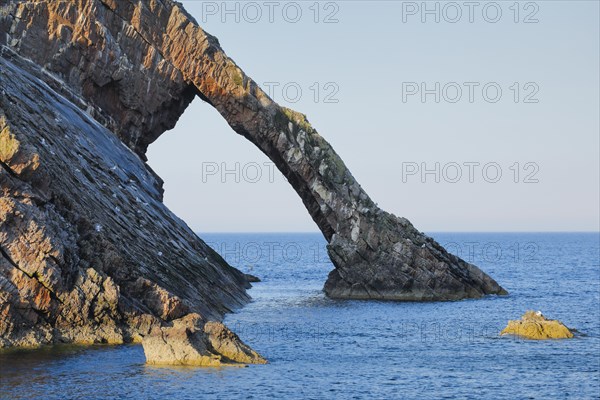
500,311 -> 574,340
142,313 -> 266,366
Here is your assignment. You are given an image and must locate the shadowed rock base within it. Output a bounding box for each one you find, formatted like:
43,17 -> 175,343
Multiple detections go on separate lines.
324,212 -> 507,300
500,311 -> 574,340
142,314 -> 266,366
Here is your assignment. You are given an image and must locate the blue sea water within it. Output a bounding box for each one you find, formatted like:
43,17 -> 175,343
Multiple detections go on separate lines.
1,232 -> 599,399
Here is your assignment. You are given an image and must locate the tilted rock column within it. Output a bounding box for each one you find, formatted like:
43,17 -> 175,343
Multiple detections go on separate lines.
154,3 -> 508,300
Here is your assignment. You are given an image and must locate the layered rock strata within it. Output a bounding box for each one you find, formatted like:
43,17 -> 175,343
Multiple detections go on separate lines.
0,50 -> 262,364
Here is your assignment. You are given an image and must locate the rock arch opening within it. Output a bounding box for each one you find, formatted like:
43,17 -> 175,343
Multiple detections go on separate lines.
146,97 -> 317,234
129,0 -> 506,301
142,4 -> 506,299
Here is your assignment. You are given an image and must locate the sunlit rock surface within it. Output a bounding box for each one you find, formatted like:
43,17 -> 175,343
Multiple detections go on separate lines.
142,313 -> 266,366
500,311 -> 574,340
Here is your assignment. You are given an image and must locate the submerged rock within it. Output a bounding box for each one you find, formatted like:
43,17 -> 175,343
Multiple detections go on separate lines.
142,314 -> 266,366
500,311 -> 574,340
244,274 -> 261,283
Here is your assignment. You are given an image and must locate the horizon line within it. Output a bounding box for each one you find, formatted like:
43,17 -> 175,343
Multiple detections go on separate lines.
196,230 -> 600,234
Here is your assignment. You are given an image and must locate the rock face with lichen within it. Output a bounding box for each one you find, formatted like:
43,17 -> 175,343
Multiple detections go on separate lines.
500,311 -> 574,340
1,0 -> 506,359
0,49 -> 261,358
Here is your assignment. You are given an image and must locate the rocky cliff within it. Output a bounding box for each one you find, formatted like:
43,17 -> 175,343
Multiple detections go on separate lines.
1,0 -> 505,352
0,47 -> 255,352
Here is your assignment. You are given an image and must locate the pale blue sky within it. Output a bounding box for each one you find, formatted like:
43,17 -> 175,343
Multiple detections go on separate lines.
147,1 -> 599,232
